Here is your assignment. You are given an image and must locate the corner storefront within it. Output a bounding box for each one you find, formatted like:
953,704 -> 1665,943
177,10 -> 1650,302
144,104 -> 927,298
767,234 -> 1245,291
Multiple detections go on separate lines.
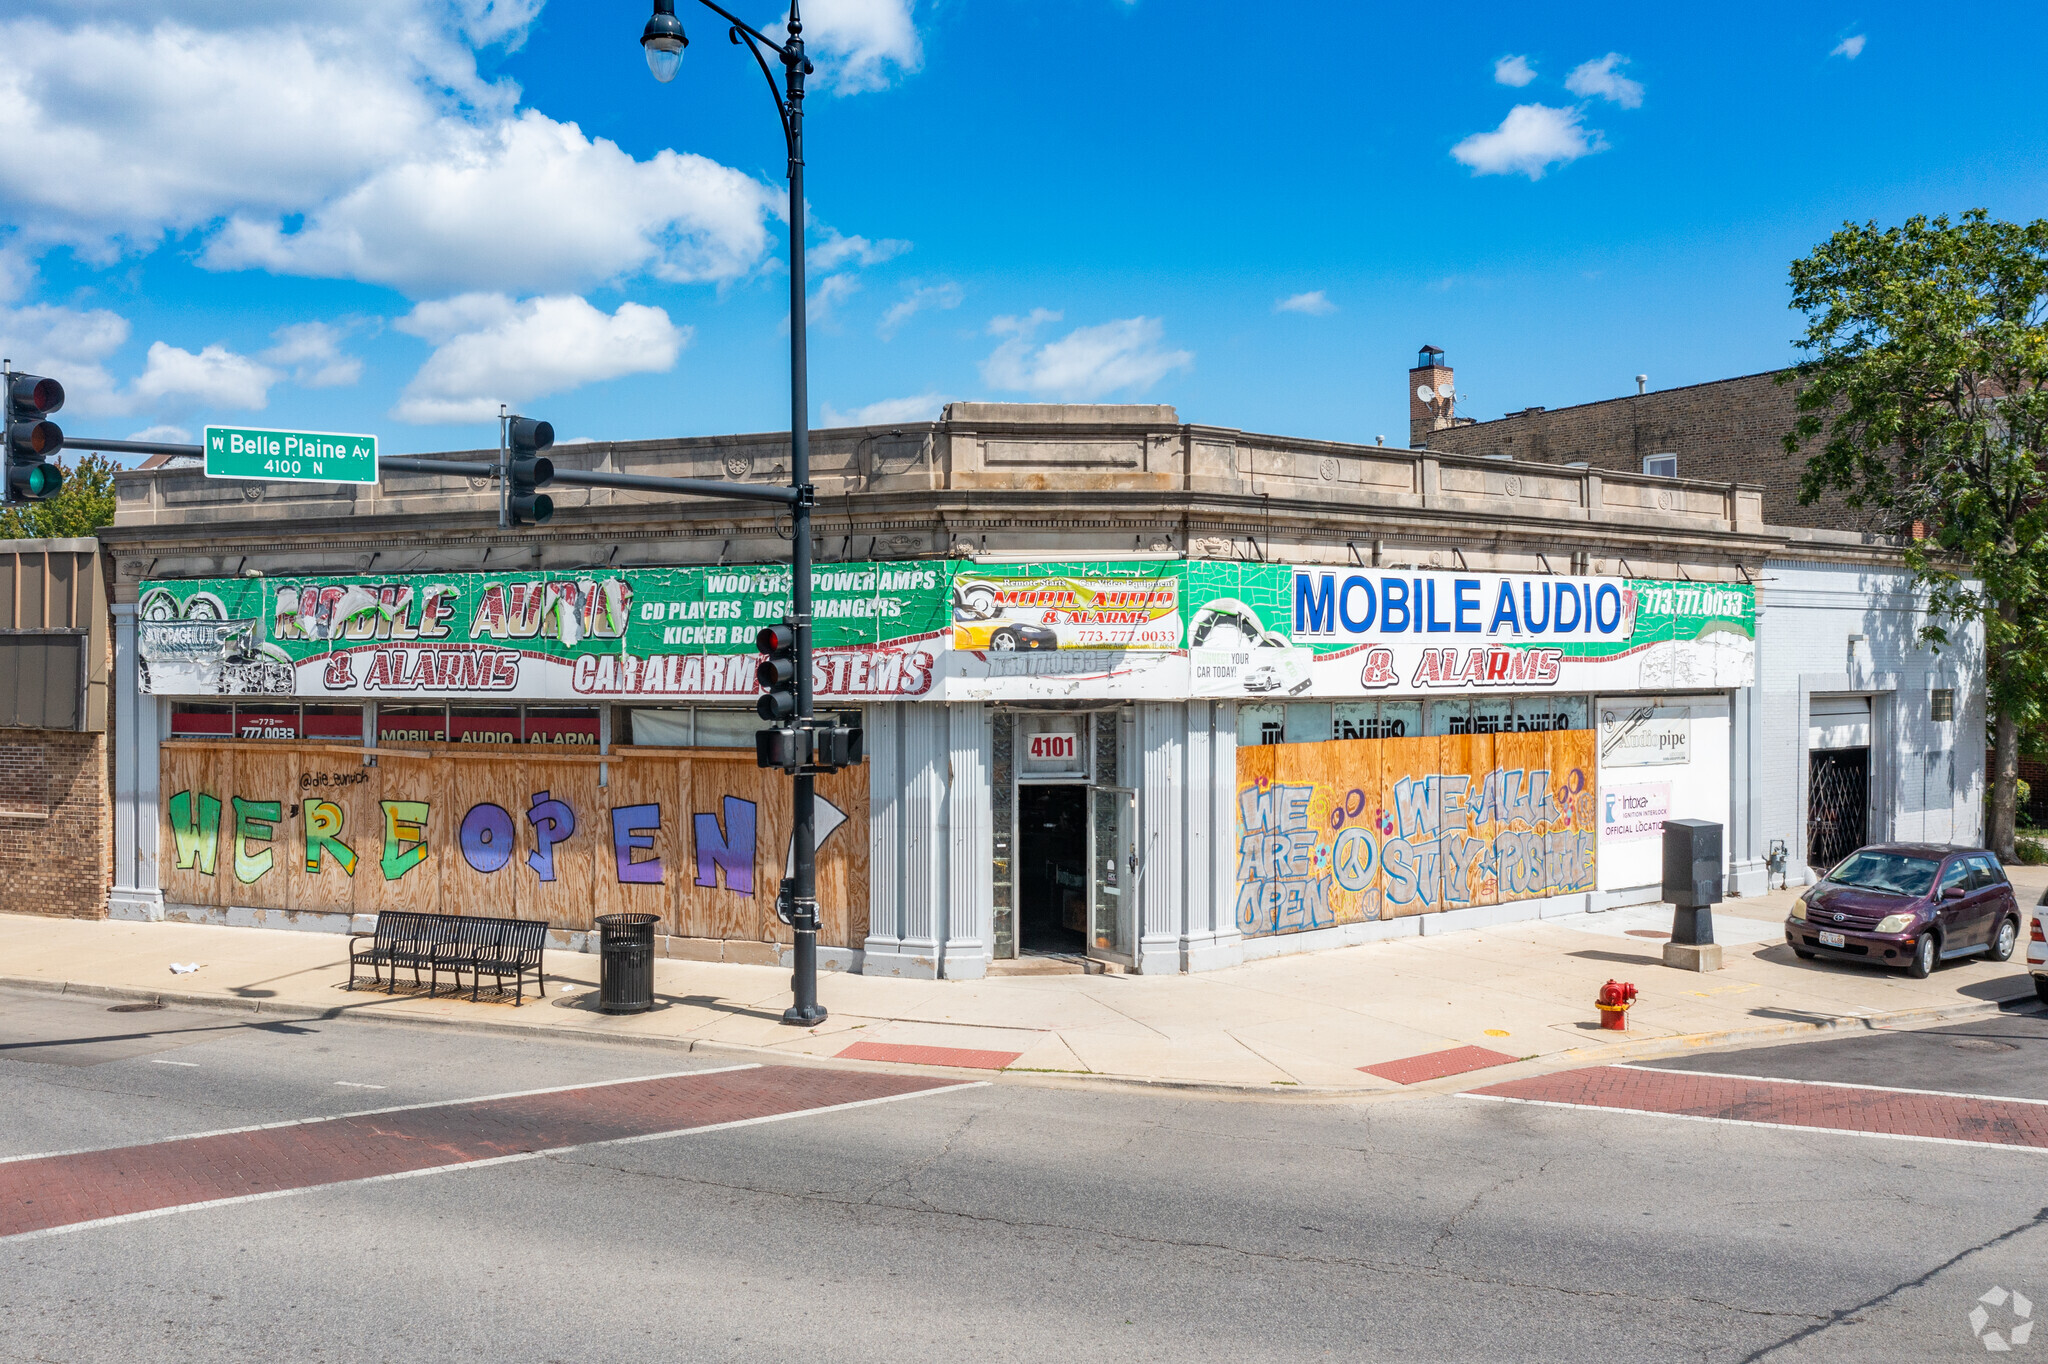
114,558 -> 1759,976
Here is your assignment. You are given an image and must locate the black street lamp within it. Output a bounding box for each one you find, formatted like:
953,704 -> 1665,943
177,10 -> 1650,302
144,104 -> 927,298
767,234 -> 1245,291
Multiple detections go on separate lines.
642,0 -> 827,1027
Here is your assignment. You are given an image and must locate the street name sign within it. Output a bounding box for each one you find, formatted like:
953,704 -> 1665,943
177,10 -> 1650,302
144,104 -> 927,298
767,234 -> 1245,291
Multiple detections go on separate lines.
204,425 -> 379,484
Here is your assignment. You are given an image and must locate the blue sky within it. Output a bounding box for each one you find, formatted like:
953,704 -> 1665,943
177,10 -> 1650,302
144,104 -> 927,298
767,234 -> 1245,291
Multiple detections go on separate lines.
4,1 -> 2046,459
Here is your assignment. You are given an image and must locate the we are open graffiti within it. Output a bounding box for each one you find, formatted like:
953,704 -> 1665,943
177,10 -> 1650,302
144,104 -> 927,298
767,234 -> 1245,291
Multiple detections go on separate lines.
1234,731 -> 1596,936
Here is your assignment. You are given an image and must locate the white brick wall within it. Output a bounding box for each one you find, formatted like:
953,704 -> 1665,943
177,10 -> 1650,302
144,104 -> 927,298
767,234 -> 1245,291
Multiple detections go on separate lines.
1759,559 -> 1985,881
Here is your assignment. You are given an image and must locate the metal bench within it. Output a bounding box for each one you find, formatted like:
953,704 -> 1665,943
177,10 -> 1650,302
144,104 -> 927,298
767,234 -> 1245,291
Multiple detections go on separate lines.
348,911 -> 547,1005
431,914 -> 549,1005
347,910 -> 458,996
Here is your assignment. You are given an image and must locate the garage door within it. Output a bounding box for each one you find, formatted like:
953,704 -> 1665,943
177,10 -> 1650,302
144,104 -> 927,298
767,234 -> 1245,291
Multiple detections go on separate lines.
1809,694 -> 1870,751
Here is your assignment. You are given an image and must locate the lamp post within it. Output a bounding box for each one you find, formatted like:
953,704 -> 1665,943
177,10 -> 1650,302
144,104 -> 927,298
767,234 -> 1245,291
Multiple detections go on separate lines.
643,0 -> 825,1027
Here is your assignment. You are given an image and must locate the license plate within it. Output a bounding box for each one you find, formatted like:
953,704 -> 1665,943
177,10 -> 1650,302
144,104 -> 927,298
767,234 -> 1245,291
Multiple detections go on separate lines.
1819,931 -> 1847,948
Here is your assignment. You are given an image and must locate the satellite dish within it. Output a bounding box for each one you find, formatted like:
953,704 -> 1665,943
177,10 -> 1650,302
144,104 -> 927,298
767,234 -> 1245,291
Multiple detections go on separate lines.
1415,385 -> 1435,404
1436,382 -> 1455,400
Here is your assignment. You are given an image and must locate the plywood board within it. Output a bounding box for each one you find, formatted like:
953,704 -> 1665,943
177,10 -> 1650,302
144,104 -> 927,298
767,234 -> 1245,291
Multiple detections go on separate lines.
1438,733 -> 1497,910
817,763 -> 870,949
439,756 -> 523,918
161,746 -> 227,908
680,753 -> 775,944
360,756 -> 441,915
287,751 -> 376,915
226,748 -> 295,909
519,759 -> 601,931
1378,735 -> 1441,917
591,753 -> 681,931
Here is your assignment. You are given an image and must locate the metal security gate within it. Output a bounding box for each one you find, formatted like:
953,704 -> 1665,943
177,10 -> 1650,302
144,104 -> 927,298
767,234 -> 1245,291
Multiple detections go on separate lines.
1808,748 -> 1869,872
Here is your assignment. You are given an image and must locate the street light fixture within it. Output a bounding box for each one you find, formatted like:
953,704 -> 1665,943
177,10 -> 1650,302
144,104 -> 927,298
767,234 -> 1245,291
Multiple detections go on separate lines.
640,0 -> 827,1028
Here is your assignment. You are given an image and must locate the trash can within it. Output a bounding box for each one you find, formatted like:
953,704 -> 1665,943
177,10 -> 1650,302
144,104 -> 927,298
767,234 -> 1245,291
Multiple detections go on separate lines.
596,913 -> 658,1014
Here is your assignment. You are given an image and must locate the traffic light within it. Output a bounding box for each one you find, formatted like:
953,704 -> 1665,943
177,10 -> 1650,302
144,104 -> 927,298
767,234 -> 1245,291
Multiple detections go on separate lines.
506,415 -> 554,526
5,373 -> 64,503
814,712 -> 866,768
756,620 -> 799,722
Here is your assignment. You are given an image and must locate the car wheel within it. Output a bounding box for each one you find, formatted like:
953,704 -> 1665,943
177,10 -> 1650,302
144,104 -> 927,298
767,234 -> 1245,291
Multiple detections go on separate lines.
1907,932 -> 1938,979
1793,948 -> 1816,960
1989,917 -> 2020,963
2036,976 -> 2048,1005
989,628 -> 1019,653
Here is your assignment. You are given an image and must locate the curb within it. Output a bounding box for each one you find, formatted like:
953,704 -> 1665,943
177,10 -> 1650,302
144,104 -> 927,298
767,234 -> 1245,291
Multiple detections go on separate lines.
2,974 -> 2038,1099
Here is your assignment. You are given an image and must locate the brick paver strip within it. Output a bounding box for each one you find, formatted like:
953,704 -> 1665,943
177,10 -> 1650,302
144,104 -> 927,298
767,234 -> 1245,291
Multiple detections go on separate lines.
1,1065 -> 967,1242
835,1040 -> 1024,1070
1361,1045 -> 1521,1085
1467,1065 -> 2048,1149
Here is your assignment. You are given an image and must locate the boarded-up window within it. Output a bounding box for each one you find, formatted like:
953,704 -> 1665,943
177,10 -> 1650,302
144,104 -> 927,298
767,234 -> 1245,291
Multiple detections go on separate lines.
0,633 -> 82,729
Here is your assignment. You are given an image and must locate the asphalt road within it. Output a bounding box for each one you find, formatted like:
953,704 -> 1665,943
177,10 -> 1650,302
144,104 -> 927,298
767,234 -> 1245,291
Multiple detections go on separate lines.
5,987 -> 2048,1362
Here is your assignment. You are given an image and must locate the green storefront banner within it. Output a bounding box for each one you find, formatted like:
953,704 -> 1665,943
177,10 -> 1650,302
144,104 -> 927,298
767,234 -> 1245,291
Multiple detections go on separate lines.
134,559 -> 1752,703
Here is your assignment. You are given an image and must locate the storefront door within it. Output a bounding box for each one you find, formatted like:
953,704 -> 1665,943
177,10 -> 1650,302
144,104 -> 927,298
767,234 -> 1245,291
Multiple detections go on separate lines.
1089,786 -> 1137,966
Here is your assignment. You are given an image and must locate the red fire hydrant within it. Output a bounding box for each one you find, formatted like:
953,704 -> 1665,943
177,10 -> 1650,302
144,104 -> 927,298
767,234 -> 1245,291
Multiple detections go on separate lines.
1596,979 -> 1638,1031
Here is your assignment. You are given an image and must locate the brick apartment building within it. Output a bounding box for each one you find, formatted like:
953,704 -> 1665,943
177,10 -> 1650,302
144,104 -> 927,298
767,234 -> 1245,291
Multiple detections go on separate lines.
1405,347 -> 1860,531
0,537 -> 113,919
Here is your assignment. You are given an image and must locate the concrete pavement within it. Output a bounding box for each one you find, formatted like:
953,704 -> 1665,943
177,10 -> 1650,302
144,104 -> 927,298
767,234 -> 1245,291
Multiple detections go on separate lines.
4,872 -> 2041,1092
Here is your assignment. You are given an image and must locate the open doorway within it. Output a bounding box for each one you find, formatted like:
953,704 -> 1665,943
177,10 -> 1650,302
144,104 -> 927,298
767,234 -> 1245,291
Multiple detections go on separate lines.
1017,784 -> 1088,953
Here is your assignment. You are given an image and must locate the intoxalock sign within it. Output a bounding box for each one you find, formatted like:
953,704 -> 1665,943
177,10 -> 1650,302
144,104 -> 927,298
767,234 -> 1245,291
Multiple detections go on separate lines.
205,425 -> 379,484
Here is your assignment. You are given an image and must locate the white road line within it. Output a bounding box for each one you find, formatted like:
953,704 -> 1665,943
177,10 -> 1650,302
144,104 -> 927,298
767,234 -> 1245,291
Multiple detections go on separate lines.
332,1082 -> 385,1089
0,1064 -> 761,1167
1459,1091 -> 2048,1154
1618,1063 -> 2048,1109
0,1080 -> 989,1247
147,1059 -> 199,1067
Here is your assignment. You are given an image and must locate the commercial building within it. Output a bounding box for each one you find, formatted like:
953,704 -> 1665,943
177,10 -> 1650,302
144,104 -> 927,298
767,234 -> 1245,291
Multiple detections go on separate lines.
91,403 -> 1980,976
0,537 -> 112,919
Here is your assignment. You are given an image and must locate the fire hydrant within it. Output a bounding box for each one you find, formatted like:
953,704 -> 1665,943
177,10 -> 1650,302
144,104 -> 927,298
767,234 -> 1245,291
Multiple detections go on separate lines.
1596,979 -> 1638,1031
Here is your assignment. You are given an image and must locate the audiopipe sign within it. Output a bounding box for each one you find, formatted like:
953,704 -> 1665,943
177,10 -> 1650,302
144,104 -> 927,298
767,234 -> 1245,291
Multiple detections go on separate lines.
136,563 -> 950,702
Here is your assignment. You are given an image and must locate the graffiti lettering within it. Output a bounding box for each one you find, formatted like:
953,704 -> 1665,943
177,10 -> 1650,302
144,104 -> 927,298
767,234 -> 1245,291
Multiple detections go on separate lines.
693,797 -> 758,895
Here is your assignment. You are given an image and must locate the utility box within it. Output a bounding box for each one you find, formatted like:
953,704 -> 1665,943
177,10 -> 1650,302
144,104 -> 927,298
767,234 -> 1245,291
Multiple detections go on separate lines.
1662,818 -> 1723,970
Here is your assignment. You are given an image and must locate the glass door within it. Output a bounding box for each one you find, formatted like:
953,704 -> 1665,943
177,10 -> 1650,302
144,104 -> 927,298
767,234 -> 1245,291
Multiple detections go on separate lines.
1089,786 -> 1137,965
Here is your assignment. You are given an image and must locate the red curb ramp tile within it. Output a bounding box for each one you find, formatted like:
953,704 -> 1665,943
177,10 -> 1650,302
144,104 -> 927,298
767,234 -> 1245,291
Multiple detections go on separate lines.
1467,1065 -> 2048,1149
1,1065 -> 965,1242
1361,1045 -> 1520,1085
835,1040 -> 1024,1071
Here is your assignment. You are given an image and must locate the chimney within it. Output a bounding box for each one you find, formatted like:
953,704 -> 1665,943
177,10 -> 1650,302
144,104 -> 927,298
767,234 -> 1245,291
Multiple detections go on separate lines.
1409,345 -> 1455,447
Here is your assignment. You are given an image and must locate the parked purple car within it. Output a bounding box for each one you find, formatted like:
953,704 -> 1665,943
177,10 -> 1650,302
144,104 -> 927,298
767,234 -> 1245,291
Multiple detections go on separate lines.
1786,843 -> 2022,980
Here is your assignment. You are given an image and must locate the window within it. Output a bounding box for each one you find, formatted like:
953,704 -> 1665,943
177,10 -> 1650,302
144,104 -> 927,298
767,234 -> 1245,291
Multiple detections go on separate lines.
1938,859 -> 1971,896
525,708 -> 599,746
302,705 -> 364,741
1931,688 -> 1955,722
1514,696 -> 1589,731
1643,454 -> 1678,477
1968,855 -> 2004,891
377,705 -> 447,743
1283,703 -> 1332,744
626,706 -> 757,748
1238,704 -> 1284,747
170,703 -> 232,738
447,706 -> 521,744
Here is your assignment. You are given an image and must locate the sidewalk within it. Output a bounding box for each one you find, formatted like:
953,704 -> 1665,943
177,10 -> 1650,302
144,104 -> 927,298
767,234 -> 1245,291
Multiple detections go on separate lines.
6,874 -> 2042,1095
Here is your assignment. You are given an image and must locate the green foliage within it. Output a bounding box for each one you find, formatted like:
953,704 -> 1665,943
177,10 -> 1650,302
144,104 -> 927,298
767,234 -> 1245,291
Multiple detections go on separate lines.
2014,834 -> 2048,866
1784,210 -> 2048,857
0,451 -> 119,540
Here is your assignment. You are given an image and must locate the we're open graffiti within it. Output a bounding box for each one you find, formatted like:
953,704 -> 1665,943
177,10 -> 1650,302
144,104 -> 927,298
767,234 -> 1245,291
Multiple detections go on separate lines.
158,745 -> 868,947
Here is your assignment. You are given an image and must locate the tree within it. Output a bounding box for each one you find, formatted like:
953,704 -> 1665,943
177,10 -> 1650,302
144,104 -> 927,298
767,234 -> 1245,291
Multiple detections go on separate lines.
0,451 -> 119,540
1785,210 -> 2048,862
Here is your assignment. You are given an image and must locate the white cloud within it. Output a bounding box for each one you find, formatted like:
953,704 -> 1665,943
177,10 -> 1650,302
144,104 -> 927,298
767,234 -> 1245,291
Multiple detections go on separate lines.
1275,291 -> 1336,316
393,293 -> 687,423
808,273 -> 862,325
126,424 -> 193,445
811,229 -> 911,270
260,321 -> 362,389
821,393 -> 947,427
981,311 -> 1192,400
0,3 -> 525,262
1494,55 -> 1536,87
1831,34 -> 1867,59
878,281 -> 963,338
132,342 -> 279,411
781,0 -> 922,93
0,3 -> 781,297
0,300 -> 132,417
1451,104 -> 1607,179
204,111 -> 778,297
1565,53 -> 1643,108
